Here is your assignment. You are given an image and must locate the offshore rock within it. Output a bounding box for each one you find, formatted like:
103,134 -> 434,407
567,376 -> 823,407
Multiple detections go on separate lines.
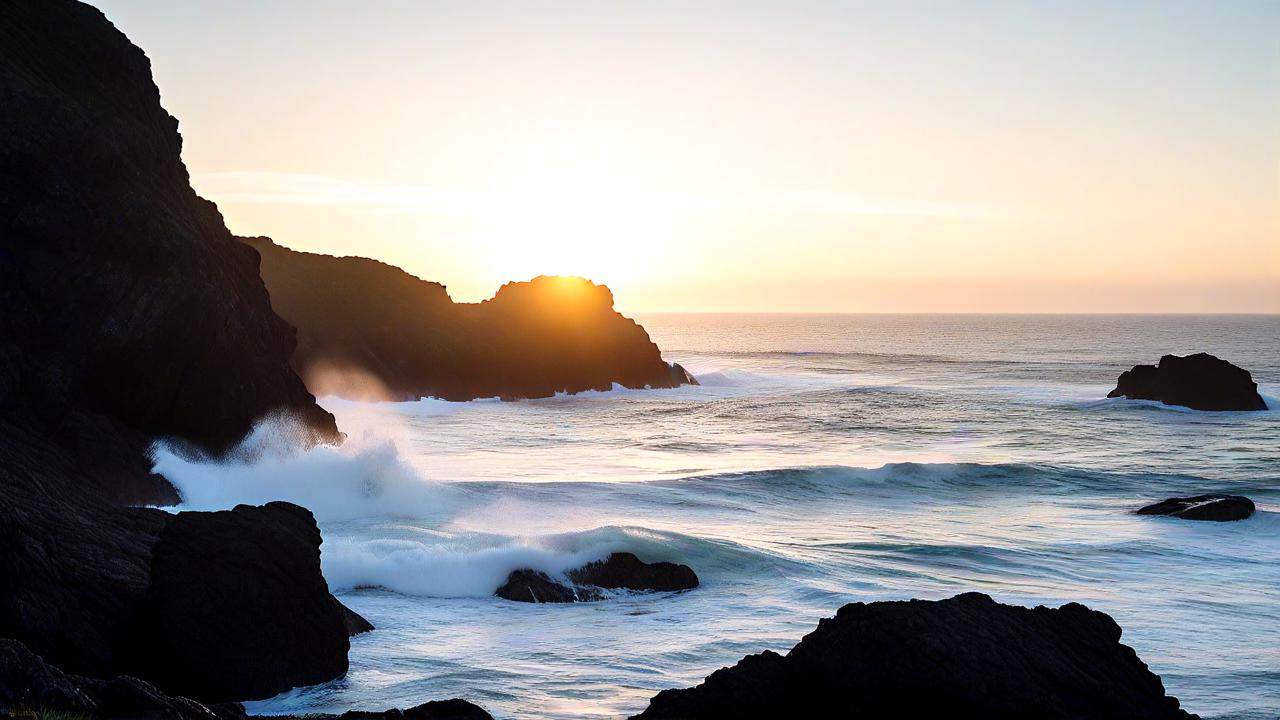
1137,495 -> 1255,522
1108,353 -> 1266,411
496,553 -> 698,604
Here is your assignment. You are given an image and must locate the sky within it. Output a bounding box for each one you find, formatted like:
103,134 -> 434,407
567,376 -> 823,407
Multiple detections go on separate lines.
92,0 -> 1279,313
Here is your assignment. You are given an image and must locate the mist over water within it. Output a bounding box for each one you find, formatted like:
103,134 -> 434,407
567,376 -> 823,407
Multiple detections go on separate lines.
154,315 -> 1280,720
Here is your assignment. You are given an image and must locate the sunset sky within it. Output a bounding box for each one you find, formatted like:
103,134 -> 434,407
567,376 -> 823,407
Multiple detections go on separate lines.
93,1 -> 1278,313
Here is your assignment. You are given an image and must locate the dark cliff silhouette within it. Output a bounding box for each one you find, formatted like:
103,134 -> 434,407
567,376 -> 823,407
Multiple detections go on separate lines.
242,236 -> 697,402
0,0 -> 362,707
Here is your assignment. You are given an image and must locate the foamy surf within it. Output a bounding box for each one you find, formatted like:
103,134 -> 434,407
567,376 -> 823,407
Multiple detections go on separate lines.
150,415 -> 460,523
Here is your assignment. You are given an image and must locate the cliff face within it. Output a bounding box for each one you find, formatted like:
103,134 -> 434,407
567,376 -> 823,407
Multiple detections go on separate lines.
0,0 -> 350,698
243,236 -> 695,402
0,0 -> 338,479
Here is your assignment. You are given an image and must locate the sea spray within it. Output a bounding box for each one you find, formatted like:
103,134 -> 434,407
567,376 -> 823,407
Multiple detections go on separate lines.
150,413 -> 461,523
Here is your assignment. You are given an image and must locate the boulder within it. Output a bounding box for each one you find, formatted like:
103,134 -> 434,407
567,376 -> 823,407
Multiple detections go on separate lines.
633,592 -> 1194,719
496,553 -> 697,604
140,503 -> 350,702
243,237 -> 697,401
568,552 -> 700,592
495,570 -> 602,603
1108,354 -> 1266,411
1137,495 -> 1255,522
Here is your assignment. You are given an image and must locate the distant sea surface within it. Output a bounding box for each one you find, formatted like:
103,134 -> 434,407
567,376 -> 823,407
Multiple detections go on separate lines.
155,314 -> 1280,719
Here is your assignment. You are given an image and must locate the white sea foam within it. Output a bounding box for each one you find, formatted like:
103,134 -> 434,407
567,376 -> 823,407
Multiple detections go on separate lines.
150,415 -> 458,523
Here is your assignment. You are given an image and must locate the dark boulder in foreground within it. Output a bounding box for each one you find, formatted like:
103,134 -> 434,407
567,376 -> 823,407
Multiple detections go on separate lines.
1108,353 -> 1266,411
141,502 -> 351,703
633,592 -> 1194,719
243,237 -> 697,402
0,638 -> 491,720
496,553 -> 699,603
1137,495 -> 1255,522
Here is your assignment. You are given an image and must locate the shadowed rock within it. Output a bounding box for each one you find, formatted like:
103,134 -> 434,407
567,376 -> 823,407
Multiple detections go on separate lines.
242,237 -> 697,401
140,503 -> 351,703
496,553 -> 697,603
1137,495 -> 1255,522
568,552 -> 700,592
0,638 -> 490,720
633,592 -> 1195,719
0,0 -> 350,696
1108,353 -> 1266,411
339,602 -> 376,636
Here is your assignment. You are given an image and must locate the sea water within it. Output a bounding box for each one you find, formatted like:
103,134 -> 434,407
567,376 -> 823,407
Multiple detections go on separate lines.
154,314 -> 1280,719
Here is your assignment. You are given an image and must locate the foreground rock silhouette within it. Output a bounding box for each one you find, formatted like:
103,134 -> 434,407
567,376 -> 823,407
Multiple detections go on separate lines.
633,593 -> 1194,719
0,638 -> 493,720
1108,353 -> 1266,411
140,503 -> 353,702
496,553 -> 699,603
1137,495 -> 1255,522
243,237 -> 697,401
0,0 -> 357,705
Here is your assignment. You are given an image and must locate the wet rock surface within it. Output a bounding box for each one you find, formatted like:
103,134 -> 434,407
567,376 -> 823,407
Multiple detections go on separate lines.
1137,495 -> 1255,522
633,592 -> 1195,719
496,553 -> 698,603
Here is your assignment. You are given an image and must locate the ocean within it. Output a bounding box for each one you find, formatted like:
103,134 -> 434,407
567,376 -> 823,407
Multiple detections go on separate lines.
153,314 -> 1280,719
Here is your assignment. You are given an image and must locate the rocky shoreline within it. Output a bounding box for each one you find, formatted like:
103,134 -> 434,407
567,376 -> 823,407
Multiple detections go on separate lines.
0,1 -> 1234,718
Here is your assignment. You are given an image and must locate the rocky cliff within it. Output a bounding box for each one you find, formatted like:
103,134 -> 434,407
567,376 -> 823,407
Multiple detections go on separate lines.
0,0 -> 350,702
242,236 -> 696,402
0,0 -> 339,502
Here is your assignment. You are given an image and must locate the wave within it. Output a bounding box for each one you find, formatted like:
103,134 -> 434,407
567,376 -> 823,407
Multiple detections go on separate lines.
1082,395 -> 1280,415
323,525 -> 702,598
150,415 -> 460,523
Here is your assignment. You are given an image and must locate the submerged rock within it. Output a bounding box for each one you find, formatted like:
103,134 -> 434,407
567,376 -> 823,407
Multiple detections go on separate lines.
243,237 -> 697,401
141,502 -> 351,703
633,592 -> 1194,719
496,553 -> 698,604
1137,495 -> 1255,522
1108,353 -> 1266,411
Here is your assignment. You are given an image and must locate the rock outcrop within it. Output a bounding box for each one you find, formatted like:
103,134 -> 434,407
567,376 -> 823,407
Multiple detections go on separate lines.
140,503 -> 352,702
1137,495 -> 1255,522
1,2 -> 340,481
1108,354 -> 1266,411
633,592 -> 1194,719
0,0 -> 349,700
0,638 -> 491,720
242,237 -> 696,401
496,553 -> 699,603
